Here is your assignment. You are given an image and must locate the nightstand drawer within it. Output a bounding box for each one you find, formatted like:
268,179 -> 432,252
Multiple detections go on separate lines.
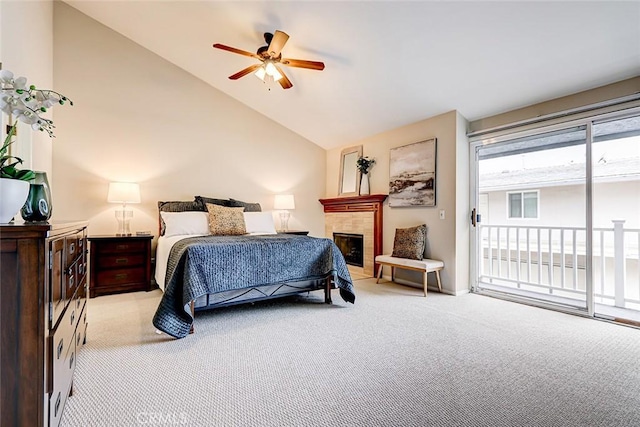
96,240 -> 147,254
95,267 -> 146,288
97,253 -> 146,269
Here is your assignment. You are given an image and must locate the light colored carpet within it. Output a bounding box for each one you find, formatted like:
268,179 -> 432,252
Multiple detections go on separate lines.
61,279 -> 640,427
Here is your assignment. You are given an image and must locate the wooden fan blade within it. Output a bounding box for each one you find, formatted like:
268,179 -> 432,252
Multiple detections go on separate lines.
280,58 -> 325,71
213,43 -> 260,59
228,63 -> 262,80
274,65 -> 293,89
268,30 -> 289,58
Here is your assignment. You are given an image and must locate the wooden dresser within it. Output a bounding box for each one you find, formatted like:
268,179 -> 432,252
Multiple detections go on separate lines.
88,235 -> 153,297
0,221 -> 88,427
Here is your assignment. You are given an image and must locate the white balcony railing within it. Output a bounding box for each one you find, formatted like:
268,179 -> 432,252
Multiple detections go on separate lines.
479,220 -> 640,310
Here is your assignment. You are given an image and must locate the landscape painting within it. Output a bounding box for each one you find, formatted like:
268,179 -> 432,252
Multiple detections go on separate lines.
389,138 -> 436,207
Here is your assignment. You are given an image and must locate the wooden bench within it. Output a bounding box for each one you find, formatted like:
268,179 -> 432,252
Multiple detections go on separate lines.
375,255 -> 444,297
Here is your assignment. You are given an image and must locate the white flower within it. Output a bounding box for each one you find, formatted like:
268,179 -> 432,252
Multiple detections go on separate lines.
1,69 -> 73,138
0,70 -> 15,84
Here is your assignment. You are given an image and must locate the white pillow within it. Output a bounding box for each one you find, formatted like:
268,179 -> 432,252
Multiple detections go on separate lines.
160,211 -> 209,237
243,211 -> 277,235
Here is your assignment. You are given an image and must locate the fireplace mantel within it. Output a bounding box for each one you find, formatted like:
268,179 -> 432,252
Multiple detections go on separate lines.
319,194 -> 387,276
318,194 -> 388,212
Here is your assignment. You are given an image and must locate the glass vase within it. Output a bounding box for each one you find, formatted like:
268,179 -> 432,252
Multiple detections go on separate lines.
21,171 -> 53,222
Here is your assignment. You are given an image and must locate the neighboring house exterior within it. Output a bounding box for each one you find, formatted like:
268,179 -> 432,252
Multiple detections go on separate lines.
479,157 -> 640,229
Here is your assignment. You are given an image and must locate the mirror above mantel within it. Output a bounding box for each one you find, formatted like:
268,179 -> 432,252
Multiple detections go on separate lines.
338,145 -> 362,196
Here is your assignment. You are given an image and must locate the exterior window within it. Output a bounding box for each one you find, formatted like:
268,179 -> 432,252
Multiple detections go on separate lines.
508,191 -> 538,219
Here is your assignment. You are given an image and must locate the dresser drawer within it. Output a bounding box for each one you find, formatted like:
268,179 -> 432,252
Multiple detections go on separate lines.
50,294 -> 79,377
96,240 -> 147,254
65,235 -> 80,268
49,332 -> 76,427
65,261 -> 79,300
75,280 -> 86,312
96,253 -> 146,269
95,267 -> 146,288
76,302 -> 87,348
78,255 -> 87,283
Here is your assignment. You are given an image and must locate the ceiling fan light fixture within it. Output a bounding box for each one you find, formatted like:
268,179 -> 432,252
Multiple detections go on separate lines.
264,61 -> 283,81
254,65 -> 267,81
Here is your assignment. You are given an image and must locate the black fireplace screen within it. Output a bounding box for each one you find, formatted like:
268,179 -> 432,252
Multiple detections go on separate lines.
333,232 -> 364,267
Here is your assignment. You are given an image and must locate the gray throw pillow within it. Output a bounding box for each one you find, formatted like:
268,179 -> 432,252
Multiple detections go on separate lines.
228,198 -> 262,212
194,196 -> 231,209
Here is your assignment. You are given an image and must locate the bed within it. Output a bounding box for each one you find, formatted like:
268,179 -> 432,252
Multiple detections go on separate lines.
151,198 -> 355,338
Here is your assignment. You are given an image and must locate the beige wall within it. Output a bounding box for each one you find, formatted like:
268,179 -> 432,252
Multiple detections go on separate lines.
468,77 -> 640,136
1,0 -> 54,175
326,110 -> 470,295
51,3 -> 326,239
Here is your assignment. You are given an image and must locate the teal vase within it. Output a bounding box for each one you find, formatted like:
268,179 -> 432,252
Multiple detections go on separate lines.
21,171 -> 53,222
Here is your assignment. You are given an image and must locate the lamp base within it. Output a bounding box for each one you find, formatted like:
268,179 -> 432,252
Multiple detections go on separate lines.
279,211 -> 291,232
115,209 -> 133,236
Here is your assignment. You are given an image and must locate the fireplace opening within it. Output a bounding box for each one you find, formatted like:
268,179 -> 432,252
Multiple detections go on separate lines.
333,232 -> 364,267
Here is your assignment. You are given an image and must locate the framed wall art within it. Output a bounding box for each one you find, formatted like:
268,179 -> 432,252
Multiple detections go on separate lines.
389,138 -> 436,207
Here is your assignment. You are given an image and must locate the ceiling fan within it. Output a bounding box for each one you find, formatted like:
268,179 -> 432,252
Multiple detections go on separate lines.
213,30 -> 325,89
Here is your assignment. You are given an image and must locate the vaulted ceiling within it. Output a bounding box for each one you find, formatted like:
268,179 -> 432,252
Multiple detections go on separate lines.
63,1 -> 640,150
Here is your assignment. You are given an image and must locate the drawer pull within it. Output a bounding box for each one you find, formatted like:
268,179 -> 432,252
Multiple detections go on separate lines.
79,264 -> 84,274
116,244 -> 129,250
77,333 -> 81,345
69,352 -> 75,369
68,274 -> 75,289
70,310 -> 75,325
69,242 -> 75,254
54,392 -> 61,417
115,273 -> 128,280
57,339 -> 64,359
115,258 -> 129,264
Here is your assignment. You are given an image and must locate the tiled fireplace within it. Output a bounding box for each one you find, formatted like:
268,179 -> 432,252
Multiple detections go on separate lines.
319,194 -> 387,278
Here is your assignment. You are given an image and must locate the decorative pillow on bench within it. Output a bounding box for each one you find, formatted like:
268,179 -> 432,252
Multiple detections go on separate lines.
391,224 -> 427,260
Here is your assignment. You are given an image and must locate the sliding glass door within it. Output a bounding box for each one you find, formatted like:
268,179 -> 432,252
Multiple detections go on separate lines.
471,112 -> 640,322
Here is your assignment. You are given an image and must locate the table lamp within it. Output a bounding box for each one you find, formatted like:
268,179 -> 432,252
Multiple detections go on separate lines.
107,182 -> 140,236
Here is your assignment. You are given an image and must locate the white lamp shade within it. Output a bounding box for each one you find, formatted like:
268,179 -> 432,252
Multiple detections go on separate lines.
273,194 -> 295,210
107,182 -> 141,204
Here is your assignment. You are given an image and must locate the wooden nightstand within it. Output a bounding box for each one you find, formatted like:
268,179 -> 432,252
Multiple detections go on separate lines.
89,235 -> 153,297
277,230 -> 309,235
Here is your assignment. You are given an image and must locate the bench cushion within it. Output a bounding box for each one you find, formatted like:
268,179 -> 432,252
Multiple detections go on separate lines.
376,255 -> 444,271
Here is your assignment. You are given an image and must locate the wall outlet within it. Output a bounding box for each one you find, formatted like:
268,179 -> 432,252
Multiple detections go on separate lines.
439,209 -> 445,220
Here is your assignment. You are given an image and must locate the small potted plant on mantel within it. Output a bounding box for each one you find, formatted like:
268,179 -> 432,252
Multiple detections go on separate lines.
0,69 -> 73,223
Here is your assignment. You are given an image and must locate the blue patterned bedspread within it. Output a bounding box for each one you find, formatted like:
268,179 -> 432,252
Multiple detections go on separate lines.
152,234 -> 355,338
